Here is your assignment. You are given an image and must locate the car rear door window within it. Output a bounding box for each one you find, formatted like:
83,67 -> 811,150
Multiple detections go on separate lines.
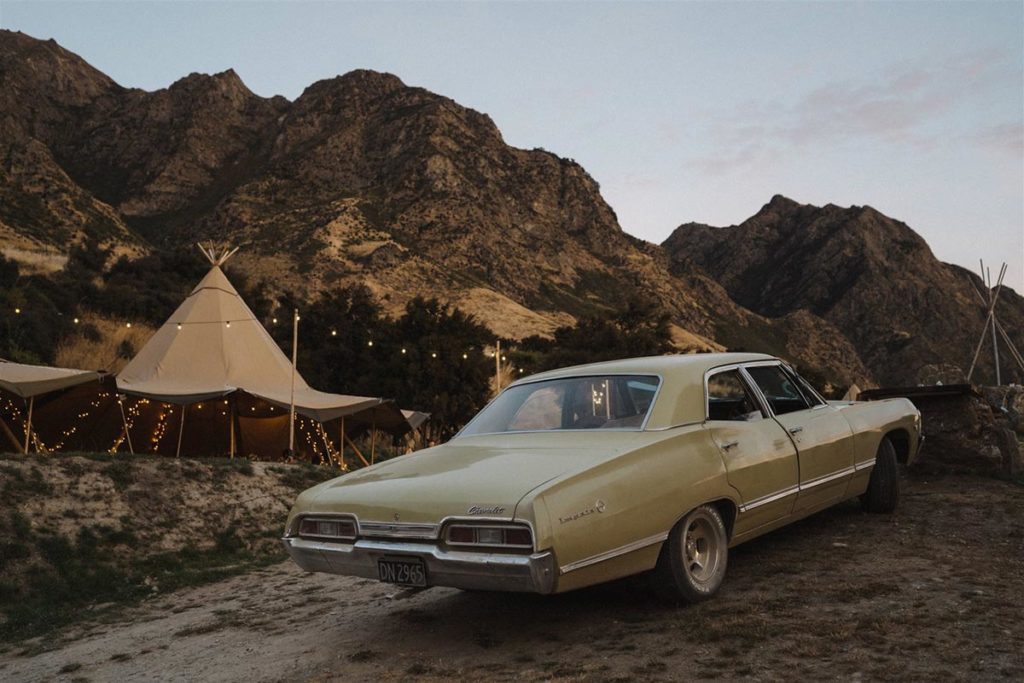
707,370 -> 764,421
745,365 -> 811,416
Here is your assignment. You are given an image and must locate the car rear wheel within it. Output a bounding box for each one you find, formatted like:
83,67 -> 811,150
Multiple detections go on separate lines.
649,504 -> 728,603
861,437 -> 899,513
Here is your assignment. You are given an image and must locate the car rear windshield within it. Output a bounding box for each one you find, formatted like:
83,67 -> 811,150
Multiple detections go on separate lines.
459,375 -> 661,436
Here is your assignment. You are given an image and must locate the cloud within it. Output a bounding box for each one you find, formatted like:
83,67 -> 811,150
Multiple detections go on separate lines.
694,50 -> 1021,173
971,122 -> 1024,158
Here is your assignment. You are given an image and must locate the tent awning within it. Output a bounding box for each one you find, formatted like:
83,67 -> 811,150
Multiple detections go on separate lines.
0,361 -> 102,398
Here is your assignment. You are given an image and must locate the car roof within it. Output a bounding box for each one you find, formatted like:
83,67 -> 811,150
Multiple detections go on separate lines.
514,352 -> 777,384
508,352 -> 780,429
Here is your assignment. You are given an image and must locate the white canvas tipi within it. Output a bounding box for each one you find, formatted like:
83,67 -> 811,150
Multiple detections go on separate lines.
116,245 -> 384,422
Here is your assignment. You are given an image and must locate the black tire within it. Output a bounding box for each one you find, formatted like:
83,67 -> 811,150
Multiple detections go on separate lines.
648,504 -> 728,603
861,437 -> 900,513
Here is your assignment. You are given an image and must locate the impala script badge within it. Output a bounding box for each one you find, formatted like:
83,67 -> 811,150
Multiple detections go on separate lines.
559,499 -> 607,524
467,505 -> 506,515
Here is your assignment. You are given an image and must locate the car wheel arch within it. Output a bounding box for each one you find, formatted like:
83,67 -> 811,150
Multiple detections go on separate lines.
884,429 -> 911,465
667,497 -> 738,544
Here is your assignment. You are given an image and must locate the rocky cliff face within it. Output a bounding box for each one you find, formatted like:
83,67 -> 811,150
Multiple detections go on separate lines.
2,30 -> 1018,388
663,195 -> 1023,385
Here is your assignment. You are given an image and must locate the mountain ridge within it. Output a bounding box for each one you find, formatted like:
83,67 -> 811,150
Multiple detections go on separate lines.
1,30 -> 1019,388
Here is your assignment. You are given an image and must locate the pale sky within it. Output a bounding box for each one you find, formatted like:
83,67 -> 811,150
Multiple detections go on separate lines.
3,0 -> 1022,290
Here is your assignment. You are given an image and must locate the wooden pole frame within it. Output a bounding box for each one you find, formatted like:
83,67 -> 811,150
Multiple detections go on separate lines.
967,261 -> 1006,383
22,397 -> 33,455
967,276 -> 1024,374
117,394 -> 135,455
176,403 -> 187,458
0,415 -> 22,453
288,309 -> 298,454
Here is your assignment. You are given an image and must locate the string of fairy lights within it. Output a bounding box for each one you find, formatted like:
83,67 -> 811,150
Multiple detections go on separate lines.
10,306 -> 528,375
4,304 -> 527,459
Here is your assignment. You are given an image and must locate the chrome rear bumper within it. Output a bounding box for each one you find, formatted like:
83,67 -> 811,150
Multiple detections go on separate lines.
282,536 -> 557,594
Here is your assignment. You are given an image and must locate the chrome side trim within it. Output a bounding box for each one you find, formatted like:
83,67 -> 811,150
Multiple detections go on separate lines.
738,485 -> 799,514
358,521 -> 439,540
737,465 -> 857,514
800,466 -> 855,489
559,531 -> 668,575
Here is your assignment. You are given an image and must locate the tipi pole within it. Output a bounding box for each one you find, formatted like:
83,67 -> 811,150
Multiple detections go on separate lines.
288,309 -> 298,455
967,274 -> 1024,374
176,403 -> 186,458
990,263 -> 1006,385
22,397 -> 33,455
339,416 -> 345,464
0,415 -> 22,452
967,262 -> 1006,382
117,395 -> 135,455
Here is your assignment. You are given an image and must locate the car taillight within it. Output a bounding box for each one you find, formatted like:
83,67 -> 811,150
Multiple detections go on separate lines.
445,523 -> 533,549
298,517 -> 357,540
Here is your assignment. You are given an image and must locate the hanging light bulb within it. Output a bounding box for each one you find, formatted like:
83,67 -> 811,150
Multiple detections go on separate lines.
462,353 -> 468,359
73,317 -> 80,324
177,323 -> 182,330
431,352 -> 437,358
367,340 -> 374,347
14,308 -> 20,314
226,321 -> 231,328
272,317 -> 278,324
401,348 -> 407,354
126,322 -> 132,329
331,330 -> 337,336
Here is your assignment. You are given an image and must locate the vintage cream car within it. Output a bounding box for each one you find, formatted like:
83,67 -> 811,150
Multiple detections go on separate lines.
283,353 -> 921,602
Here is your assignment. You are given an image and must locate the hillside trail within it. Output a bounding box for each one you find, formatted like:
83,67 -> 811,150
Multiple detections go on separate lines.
1,476 -> 1021,682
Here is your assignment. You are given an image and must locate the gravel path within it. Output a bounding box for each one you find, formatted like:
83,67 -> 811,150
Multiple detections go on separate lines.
1,475 -> 1022,682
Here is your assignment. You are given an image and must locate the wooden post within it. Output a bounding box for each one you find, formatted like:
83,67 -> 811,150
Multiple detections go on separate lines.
340,416 -> 345,461
343,431 -> 371,468
289,309 -> 298,454
176,403 -> 186,458
229,397 -> 236,459
967,262 -> 1006,383
22,397 -> 33,454
0,415 -> 22,452
117,395 -> 135,455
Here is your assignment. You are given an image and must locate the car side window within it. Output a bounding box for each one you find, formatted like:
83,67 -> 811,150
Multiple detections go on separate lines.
784,367 -> 825,407
707,370 -> 764,422
745,365 -> 811,415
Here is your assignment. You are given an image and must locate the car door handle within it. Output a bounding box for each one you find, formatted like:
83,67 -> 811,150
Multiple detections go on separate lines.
720,440 -> 739,451
788,427 -> 803,435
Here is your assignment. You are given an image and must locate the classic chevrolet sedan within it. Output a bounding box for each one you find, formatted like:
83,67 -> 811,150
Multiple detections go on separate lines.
283,353 -> 922,602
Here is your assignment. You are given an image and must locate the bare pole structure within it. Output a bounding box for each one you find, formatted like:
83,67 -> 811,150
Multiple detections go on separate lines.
22,397 -> 33,454
989,264 -> 1003,385
117,394 -> 135,455
967,260 -> 1007,383
965,275 -> 1024,375
176,403 -> 186,458
288,308 -> 299,455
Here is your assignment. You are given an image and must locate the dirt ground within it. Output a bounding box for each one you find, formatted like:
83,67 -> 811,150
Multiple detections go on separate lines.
1,474 -> 1021,682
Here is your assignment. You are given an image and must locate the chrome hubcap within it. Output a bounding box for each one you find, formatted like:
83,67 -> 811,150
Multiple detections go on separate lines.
683,516 -> 719,584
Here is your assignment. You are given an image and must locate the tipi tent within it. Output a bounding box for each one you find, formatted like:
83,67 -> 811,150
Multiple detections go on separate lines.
115,245 -> 406,459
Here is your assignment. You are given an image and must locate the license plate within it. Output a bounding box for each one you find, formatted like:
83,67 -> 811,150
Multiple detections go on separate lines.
377,557 -> 427,587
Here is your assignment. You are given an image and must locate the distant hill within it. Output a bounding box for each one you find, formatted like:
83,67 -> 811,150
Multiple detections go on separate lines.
663,195 -> 1024,385
2,30 -> 1019,388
